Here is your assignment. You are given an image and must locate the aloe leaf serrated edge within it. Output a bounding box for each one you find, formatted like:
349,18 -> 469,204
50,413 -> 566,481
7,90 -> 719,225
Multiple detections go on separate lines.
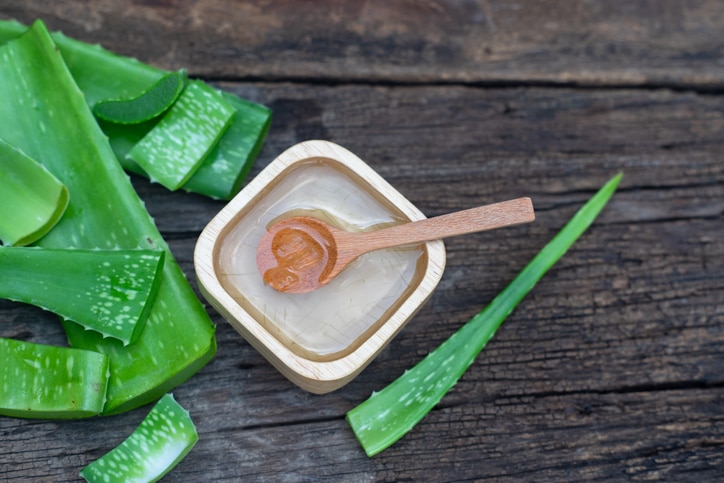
347,173 -> 623,456
0,247 -> 164,346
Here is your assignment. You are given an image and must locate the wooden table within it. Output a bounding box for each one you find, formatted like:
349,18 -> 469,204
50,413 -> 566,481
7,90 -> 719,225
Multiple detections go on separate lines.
2,1 -> 723,481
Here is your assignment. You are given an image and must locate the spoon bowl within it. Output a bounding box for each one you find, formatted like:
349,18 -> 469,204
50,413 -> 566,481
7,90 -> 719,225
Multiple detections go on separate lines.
257,197 -> 535,293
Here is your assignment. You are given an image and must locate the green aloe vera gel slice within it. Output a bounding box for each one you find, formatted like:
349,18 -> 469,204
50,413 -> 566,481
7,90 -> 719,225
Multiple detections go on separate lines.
0,337 -> 109,419
182,92 -> 272,199
93,70 -> 187,124
80,393 -> 198,483
128,80 -> 235,190
0,20 -> 216,415
0,248 -> 164,346
0,137 -> 69,246
347,173 -> 622,456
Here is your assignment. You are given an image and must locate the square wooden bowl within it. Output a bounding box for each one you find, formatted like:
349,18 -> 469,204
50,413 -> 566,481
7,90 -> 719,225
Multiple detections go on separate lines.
195,140 -> 446,393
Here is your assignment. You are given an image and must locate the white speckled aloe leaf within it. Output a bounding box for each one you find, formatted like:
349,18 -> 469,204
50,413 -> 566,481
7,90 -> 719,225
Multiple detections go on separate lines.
0,137 -> 69,247
128,80 -> 235,191
347,173 -> 622,456
0,337 -> 109,419
182,92 -> 272,199
80,393 -> 198,483
0,20 -> 216,415
0,247 -> 164,346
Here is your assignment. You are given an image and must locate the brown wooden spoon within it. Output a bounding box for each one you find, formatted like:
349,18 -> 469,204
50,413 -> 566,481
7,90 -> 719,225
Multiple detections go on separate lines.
256,197 -> 535,294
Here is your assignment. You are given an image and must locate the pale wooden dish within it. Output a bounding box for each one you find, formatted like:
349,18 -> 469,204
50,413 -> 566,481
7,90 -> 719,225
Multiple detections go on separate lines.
195,140 -> 446,393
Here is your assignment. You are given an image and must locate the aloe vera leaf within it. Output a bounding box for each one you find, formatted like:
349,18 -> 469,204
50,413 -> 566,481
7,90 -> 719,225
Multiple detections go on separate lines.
92,70 -> 187,124
97,118 -> 156,176
0,20 -> 216,415
0,20 -> 271,199
0,337 -> 109,419
0,20 -> 164,107
0,19 -> 27,43
0,247 -> 164,346
346,173 -> 622,456
0,137 -> 69,246
128,80 -> 235,190
80,393 -> 198,483
182,92 -> 273,199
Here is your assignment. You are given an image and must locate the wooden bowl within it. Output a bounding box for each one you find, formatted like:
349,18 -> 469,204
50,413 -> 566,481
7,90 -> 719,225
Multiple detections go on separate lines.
195,140 -> 446,393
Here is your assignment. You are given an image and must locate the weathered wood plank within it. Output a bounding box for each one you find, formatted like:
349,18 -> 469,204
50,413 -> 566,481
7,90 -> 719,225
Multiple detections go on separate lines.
1,2 -> 723,480
3,0 -> 724,87
2,370 -> 722,481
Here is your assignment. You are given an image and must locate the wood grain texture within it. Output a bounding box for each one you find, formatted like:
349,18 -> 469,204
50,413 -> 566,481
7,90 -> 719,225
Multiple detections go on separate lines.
1,1 -> 724,481
3,1 -> 724,87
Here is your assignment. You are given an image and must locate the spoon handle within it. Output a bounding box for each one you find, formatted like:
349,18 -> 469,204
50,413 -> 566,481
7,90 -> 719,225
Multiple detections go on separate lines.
357,197 -> 535,252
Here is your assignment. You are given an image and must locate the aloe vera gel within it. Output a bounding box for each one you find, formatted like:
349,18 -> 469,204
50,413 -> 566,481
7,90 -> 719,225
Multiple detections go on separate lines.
217,160 -> 425,361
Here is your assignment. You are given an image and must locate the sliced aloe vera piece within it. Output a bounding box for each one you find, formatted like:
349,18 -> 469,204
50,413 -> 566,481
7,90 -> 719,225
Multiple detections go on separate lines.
0,20 -> 216,415
183,92 -> 272,199
0,137 -> 69,246
0,337 -> 109,419
347,173 -> 622,456
103,93 -> 272,200
0,247 -> 164,346
128,81 -> 235,190
80,393 -> 198,483
93,70 -> 186,124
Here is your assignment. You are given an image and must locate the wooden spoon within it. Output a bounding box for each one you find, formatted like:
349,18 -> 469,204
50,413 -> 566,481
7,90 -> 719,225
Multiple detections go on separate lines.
257,197 -> 535,294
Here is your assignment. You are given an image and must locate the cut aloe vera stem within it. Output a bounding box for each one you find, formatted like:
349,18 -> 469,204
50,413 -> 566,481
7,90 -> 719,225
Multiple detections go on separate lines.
93,70 -> 187,124
0,20 -> 216,415
80,393 -> 198,483
347,173 -> 622,457
0,247 -> 164,346
0,19 -> 271,200
0,337 -> 109,419
0,137 -> 69,246
128,80 -> 235,190
183,92 -> 273,199
104,92 -> 272,199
